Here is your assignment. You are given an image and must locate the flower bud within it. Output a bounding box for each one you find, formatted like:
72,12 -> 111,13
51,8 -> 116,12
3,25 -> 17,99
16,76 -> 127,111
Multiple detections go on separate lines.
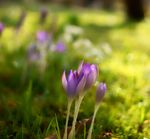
96,82 -> 106,103
62,70 -> 86,98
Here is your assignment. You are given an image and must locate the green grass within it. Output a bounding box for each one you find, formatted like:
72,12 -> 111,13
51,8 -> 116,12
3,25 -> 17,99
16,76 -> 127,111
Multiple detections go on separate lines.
0,2 -> 150,139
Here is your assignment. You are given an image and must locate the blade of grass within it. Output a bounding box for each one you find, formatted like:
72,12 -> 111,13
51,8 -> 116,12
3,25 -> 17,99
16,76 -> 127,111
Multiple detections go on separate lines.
45,118 -> 54,136
55,114 -> 61,139
84,123 -> 86,139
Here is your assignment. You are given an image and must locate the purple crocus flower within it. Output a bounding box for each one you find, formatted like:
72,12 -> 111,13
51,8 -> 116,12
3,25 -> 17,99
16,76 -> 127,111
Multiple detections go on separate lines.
96,82 -> 107,103
27,44 -> 41,62
78,61 -> 98,90
55,41 -> 66,53
36,31 -> 49,43
62,70 -> 86,98
0,22 -> 4,34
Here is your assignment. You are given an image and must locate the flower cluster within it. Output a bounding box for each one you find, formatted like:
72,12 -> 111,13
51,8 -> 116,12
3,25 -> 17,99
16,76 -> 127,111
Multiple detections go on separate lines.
27,31 -> 66,71
62,61 -> 107,139
62,62 -> 98,97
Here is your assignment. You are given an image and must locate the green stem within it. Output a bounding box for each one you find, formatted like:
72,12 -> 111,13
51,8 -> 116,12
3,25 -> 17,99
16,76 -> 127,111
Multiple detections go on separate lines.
63,99 -> 73,139
87,104 -> 100,139
69,95 -> 84,139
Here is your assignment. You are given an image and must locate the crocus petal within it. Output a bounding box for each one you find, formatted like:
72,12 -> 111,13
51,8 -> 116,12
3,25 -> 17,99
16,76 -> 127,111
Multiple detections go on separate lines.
84,72 -> 95,89
62,71 -> 68,91
91,64 -> 98,75
84,66 -> 97,89
82,63 -> 91,75
77,61 -> 84,74
67,71 -> 77,97
76,73 -> 86,94
90,65 -> 98,81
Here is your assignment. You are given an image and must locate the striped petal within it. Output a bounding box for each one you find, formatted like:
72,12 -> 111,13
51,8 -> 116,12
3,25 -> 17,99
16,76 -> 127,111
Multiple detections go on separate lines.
76,73 -> 86,94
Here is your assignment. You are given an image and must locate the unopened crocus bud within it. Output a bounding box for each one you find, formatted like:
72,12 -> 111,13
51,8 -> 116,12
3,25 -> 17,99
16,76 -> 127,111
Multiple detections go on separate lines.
36,31 -> 49,43
78,62 -> 98,90
87,82 -> 106,139
0,22 -> 4,35
62,70 -> 86,99
96,82 -> 107,103
55,41 -> 66,53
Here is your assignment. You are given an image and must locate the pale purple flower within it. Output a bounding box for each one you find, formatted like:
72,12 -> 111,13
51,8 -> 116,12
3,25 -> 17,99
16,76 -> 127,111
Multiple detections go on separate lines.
27,44 -> 41,62
62,70 -> 86,98
55,41 -> 66,53
36,31 -> 49,43
96,83 -> 107,103
78,62 -> 98,90
0,22 -> 4,34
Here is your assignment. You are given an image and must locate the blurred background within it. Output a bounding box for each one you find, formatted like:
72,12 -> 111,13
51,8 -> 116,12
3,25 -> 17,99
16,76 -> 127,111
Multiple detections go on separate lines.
0,0 -> 150,139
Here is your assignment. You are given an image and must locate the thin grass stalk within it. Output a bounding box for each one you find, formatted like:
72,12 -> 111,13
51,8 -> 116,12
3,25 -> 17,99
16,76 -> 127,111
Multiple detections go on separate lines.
63,99 -> 73,139
87,104 -> 99,139
68,95 -> 84,139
